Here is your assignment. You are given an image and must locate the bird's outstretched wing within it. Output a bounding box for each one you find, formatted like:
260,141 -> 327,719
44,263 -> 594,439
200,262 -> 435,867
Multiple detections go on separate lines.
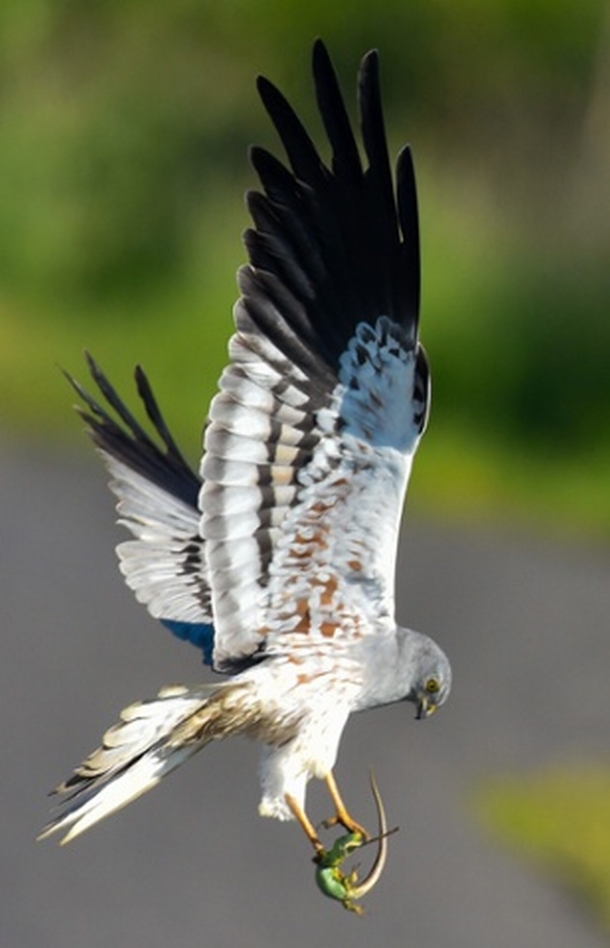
202,40 -> 429,670
68,40 -> 429,675
66,355 -> 215,664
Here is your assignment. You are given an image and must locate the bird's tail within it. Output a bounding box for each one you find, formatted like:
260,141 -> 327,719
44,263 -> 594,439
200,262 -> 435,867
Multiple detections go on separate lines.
39,680 -> 259,844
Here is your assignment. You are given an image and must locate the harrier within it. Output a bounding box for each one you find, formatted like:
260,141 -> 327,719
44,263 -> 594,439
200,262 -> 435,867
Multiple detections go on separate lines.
41,40 -> 451,902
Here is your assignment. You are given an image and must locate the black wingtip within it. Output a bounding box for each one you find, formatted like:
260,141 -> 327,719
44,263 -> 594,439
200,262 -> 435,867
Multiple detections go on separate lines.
360,47 -> 380,72
246,40 -> 421,367
66,353 -> 201,508
255,73 -> 273,101
312,37 -> 329,69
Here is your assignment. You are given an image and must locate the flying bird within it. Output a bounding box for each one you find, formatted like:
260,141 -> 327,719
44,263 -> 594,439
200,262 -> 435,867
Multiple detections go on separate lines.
40,40 -> 452,876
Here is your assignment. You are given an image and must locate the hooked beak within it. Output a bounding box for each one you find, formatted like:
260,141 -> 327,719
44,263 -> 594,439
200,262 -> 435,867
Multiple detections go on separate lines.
416,697 -> 437,720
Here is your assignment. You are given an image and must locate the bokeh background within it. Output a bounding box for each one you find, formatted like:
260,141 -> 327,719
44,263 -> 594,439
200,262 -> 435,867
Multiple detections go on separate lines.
3,0 -> 610,533
3,2 -> 609,946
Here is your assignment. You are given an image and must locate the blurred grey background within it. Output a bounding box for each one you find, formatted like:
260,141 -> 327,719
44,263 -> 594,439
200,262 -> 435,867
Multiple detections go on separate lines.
4,451 -> 609,946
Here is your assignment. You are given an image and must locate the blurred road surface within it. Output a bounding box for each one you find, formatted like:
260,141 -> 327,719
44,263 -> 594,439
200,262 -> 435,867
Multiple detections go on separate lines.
2,445 -> 609,947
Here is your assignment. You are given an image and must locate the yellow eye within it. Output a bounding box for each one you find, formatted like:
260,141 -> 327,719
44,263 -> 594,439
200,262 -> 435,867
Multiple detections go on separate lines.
425,677 -> 440,694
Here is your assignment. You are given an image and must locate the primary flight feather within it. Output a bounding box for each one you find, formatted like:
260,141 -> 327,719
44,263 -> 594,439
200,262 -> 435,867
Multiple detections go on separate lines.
41,39 -> 451,853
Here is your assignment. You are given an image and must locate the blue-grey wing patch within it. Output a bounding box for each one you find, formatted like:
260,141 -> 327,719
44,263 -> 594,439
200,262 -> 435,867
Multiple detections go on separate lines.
66,354 -> 214,663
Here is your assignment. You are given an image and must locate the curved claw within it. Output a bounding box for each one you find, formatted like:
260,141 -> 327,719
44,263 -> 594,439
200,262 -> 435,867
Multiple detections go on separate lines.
346,772 -> 390,901
314,772 -> 396,913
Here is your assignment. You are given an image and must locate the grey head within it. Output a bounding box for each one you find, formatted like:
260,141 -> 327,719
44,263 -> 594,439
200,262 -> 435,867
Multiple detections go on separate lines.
398,626 -> 452,720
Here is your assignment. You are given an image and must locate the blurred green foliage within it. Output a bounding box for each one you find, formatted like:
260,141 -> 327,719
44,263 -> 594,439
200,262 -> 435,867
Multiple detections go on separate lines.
478,766 -> 610,931
1,0 -> 609,533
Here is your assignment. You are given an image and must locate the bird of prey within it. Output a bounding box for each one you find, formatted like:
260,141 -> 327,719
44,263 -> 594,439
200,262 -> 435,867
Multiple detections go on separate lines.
40,40 -> 451,884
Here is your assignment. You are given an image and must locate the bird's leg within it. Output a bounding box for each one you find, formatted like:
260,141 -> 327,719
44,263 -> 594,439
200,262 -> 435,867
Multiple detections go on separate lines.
322,771 -> 370,839
284,793 -> 324,853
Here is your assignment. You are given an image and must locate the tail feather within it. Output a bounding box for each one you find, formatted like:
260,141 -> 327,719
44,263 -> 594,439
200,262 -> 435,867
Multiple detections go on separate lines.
39,682 -> 253,844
